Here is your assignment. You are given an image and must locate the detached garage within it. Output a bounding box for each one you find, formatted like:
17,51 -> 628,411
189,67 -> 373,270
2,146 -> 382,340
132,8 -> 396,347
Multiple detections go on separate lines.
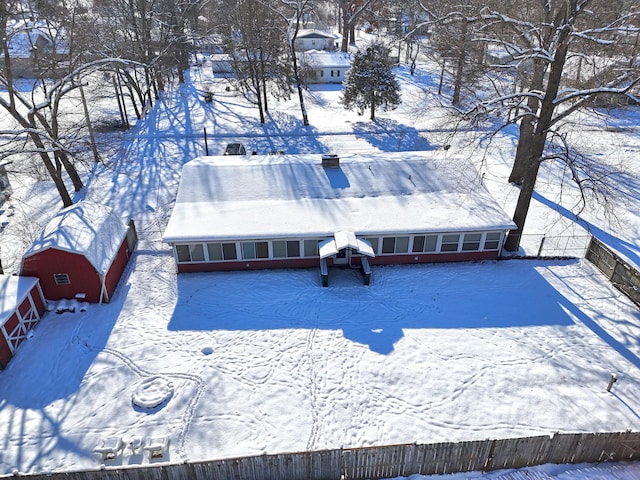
20,201 -> 137,304
0,275 -> 46,368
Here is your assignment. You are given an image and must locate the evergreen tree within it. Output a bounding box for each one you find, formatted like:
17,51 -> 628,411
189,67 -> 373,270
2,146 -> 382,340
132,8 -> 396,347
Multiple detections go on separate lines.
341,43 -> 401,121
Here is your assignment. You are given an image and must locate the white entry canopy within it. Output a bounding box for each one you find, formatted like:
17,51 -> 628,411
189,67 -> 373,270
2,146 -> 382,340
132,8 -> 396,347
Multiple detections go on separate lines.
319,232 -> 375,259
334,231 -> 358,250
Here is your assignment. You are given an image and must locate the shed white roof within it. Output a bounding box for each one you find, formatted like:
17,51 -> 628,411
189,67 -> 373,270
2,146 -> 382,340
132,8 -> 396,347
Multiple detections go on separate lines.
163,151 -> 516,244
0,275 -> 39,326
22,201 -> 129,275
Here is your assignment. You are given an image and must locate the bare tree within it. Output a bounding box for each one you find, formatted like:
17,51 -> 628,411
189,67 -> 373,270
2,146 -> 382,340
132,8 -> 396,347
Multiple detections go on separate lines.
222,0 -> 292,123
0,0 -> 81,206
423,0 -> 640,252
265,0 -> 315,126
334,0 -> 379,52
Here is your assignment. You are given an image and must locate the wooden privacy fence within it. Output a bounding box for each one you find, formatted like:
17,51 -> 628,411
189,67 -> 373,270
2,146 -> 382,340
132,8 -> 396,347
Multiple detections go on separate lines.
586,236 -> 640,307
10,431 -> 640,480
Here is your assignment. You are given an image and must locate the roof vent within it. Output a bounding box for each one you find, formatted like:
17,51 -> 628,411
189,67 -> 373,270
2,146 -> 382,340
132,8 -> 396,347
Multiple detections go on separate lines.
321,154 -> 339,168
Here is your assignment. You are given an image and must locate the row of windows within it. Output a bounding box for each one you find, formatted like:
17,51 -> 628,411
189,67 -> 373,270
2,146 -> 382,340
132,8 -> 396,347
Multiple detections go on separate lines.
175,232 -> 504,264
176,239 -> 321,263
318,70 -> 342,77
365,232 -> 502,255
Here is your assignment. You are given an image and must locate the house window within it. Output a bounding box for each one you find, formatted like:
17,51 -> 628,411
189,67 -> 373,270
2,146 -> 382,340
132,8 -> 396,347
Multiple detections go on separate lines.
222,243 -> 238,260
54,273 -> 70,285
320,70 -> 324,77
206,242 -> 238,261
382,237 -> 395,254
441,234 -> 461,252
365,237 -> 379,254
412,235 -> 438,253
396,236 -> 409,253
462,233 -> 482,251
273,240 -> 300,258
336,70 -> 340,77
242,241 -> 269,260
381,236 -> 409,254
304,239 -> 320,257
176,244 -> 205,262
331,70 -> 335,77
484,232 -> 502,250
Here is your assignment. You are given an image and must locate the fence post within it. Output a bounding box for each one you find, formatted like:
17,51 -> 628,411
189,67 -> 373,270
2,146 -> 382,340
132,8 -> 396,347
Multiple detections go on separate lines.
537,236 -> 546,258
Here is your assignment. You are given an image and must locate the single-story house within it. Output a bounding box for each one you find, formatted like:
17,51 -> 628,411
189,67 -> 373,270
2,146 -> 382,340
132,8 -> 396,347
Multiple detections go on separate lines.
299,50 -> 352,84
163,151 -> 516,280
20,201 -> 137,303
0,275 -> 46,368
294,29 -> 341,52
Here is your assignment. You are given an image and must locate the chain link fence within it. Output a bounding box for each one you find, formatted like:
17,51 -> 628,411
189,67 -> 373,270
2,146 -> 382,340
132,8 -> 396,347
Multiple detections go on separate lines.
508,234 -> 592,258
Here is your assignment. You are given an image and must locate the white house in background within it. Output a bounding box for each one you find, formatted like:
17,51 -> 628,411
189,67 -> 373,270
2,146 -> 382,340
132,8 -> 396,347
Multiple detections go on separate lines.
162,151 -> 516,285
299,50 -> 352,84
210,53 -> 234,74
293,29 -> 341,52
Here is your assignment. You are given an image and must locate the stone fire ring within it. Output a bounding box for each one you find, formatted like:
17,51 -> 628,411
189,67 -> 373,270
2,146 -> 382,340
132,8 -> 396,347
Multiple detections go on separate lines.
131,376 -> 174,409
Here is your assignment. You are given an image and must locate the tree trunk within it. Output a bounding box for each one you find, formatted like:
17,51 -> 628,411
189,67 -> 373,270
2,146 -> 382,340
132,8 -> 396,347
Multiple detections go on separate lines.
504,16 -> 573,252
509,59 -> 547,184
341,12 -> 350,52
452,21 -> 468,105
503,136 -> 544,252
291,40 -> 309,126
370,92 -> 376,120
79,81 -> 100,163
29,109 -> 84,193
32,134 -> 74,207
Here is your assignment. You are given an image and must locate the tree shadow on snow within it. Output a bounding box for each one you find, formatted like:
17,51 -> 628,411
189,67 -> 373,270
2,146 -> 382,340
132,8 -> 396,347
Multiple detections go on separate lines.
0,258 -> 134,469
533,191 -> 640,269
168,260 -> 585,356
351,118 -> 435,152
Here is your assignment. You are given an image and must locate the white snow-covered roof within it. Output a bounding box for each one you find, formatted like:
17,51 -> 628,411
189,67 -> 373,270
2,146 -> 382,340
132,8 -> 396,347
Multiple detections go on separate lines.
0,275 -> 39,326
300,50 -> 352,68
296,29 -> 341,40
163,151 -> 516,243
22,201 -> 129,275
2,19 -> 67,59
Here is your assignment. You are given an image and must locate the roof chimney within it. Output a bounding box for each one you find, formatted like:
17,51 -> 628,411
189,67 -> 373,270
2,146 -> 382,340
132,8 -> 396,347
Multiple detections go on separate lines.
321,154 -> 339,168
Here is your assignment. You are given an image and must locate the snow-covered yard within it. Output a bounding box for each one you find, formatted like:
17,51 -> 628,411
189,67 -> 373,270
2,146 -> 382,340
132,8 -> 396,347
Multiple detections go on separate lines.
1,59 -> 640,477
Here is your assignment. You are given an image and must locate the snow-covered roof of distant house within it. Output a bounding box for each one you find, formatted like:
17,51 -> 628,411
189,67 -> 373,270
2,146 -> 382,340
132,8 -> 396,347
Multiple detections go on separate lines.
22,201 -> 129,275
0,275 -> 39,325
296,29 -> 341,40
300,50 -> 352,68
3,19 -> 67,59
163,151 -> 516,243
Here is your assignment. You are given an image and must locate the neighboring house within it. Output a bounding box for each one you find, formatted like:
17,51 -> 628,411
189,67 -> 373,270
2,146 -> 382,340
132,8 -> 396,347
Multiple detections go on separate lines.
0,275 -> 46,369
193,34 -> 225,54
2,19 -> 68,78
20,201 -> 137,303
163,151 -> 516,280
293,29 -> 341,52
210,53 -> 234,75
299,50 -> 352,84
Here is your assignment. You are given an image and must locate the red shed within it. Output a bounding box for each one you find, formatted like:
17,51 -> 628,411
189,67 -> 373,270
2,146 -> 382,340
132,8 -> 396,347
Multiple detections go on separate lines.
0,275 -> 46,368
20,201 -> 136,304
